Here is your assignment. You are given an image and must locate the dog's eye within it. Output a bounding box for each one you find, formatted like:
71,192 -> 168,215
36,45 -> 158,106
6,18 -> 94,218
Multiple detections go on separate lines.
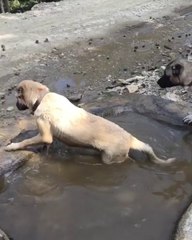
15,92 -> 22,98
16,87 -> 23,97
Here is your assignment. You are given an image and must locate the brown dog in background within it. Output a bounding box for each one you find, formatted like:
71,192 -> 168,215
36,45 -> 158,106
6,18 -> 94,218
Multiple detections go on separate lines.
157,58 -> 192,88
157,58 -> 192,125
5,80 -> 175,165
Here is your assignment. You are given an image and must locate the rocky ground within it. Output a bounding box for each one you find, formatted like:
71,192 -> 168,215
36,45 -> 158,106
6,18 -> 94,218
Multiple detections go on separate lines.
1,1 -> 192,117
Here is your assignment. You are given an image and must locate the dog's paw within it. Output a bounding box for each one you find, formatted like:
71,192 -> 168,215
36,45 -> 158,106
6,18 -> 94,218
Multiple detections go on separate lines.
183,114 -> 192,125
4,143 -> 20,151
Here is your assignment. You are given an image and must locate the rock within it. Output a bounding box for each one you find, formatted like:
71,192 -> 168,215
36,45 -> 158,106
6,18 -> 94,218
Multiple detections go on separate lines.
14,71 -> 20,76
6,106 -> 14,112
119,76 -> 145,84
68,93 -> 82,102
160,66 -> 166,70
162,92 -> 181,102
126,84 -> 139,93
117,79 -> 130,85
0,92 -> 5,99
1,45 -> 5,51
164,45 -> 172,50
0,228 -> 9,240
141,71 -> 150,77
44,38 -> 49,42
175,203 -> 192,240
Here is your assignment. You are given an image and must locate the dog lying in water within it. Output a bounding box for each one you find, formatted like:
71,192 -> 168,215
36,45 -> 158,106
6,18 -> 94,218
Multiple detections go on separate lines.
4,80 -> 175,165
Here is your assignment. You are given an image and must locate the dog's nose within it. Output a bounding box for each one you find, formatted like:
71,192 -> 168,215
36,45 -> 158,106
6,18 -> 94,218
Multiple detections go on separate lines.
157,75 -> 175,88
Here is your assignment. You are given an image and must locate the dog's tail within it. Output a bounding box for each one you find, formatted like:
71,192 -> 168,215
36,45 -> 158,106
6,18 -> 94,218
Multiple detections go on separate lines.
130,136 -> 175,165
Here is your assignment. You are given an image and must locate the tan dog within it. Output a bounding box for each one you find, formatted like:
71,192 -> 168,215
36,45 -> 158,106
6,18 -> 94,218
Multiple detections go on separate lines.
157,58 -> 192,88
5,80 -> 175,165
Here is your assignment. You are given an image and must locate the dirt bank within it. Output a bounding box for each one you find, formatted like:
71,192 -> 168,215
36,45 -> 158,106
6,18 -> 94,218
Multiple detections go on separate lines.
0,0 -> 192,78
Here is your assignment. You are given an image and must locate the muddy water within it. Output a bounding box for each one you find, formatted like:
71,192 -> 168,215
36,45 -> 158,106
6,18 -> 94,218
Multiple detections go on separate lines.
1,112 -> 192,240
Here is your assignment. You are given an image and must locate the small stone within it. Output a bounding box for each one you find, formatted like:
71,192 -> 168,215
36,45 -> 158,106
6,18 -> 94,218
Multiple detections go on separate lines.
0,92 -> 5,99
44,38 -> 49,42
164,45 -> 172,50
14,71 -> 20,76
163,92 -> 181,102
134,223 -> 140,228
6,106 -> 14,112
78,103 -> 85,107
141,71 -> 149,76
160,66 -> 166,70
68,93 -> 82,102
35,40 -> 39,44
126,84 -> 139,93
117,79 -> 129,85
1,44 -> 5,51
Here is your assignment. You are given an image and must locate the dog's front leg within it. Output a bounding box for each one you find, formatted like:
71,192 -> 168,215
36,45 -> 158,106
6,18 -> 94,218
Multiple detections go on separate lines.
4,118 -> 53,151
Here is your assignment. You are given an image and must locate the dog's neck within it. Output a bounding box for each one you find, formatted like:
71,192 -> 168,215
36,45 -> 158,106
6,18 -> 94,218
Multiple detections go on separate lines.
31,100 -> 40,115
30,91 -> 49,115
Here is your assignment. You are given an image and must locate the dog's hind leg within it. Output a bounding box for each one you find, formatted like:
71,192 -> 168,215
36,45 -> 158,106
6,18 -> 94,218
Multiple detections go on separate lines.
101,151 -> 127,164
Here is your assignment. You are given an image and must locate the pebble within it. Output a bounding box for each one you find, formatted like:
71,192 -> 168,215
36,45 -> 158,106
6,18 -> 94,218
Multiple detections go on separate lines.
163,92 -> 181,102
68,93 -> 82,102
1,44 -> 5,51
0,92 -> 5,99
6,106 -> 14,112
126,84 -> 139,93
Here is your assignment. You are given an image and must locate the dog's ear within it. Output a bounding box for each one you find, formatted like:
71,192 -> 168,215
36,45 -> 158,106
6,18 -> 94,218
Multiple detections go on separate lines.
16,86 -> 24,98
171,63 -> 183,76
37,85 -> 49,93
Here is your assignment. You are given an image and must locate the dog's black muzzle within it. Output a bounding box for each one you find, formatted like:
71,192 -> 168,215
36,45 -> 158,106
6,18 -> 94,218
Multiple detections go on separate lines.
16,101 -> 28,111
157,74 -> 176,88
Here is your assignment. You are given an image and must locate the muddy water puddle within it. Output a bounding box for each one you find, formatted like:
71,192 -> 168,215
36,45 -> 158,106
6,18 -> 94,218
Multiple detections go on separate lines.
1,112 -> 192,240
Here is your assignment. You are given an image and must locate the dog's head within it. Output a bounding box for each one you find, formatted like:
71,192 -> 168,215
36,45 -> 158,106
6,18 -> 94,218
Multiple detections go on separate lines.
157,59 -> 185,88
16,80 -> 49,112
